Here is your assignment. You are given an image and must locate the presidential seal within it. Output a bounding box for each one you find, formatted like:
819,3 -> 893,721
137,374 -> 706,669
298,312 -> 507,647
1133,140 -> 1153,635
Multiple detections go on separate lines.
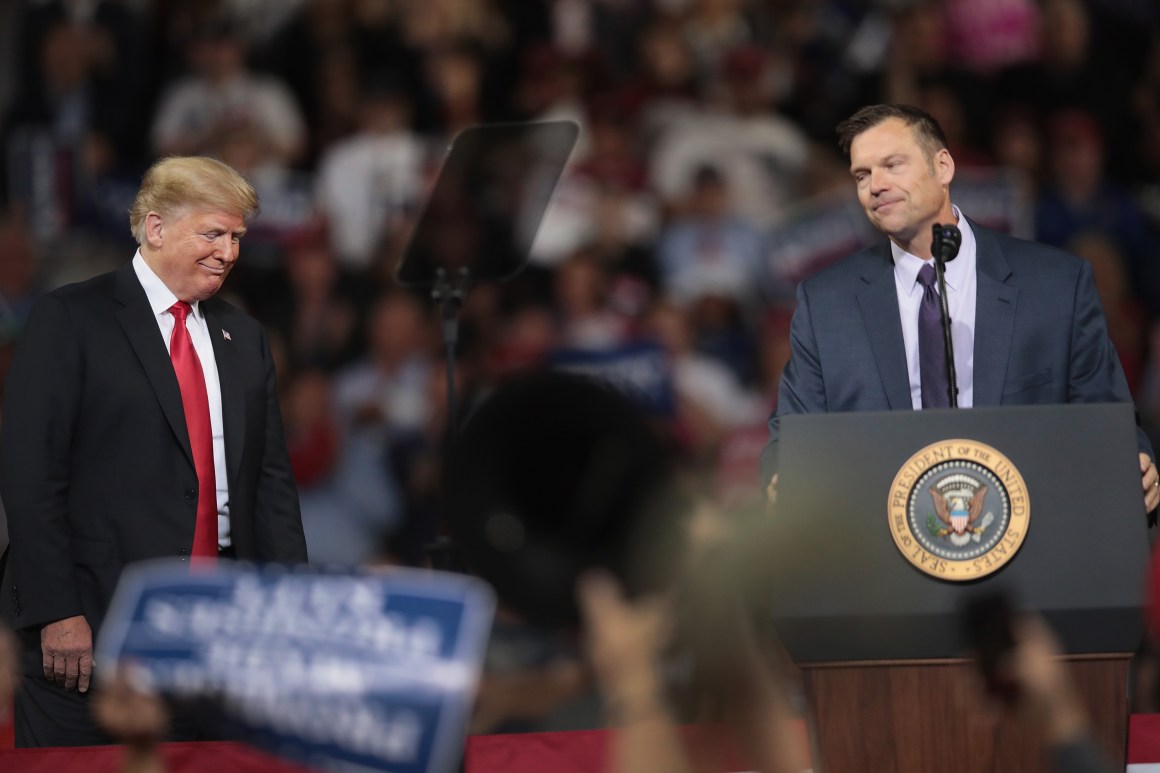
887,439 -> 1030,581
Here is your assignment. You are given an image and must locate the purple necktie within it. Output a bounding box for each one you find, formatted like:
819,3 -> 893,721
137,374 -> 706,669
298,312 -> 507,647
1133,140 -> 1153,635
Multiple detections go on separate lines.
917,264 -> 950,409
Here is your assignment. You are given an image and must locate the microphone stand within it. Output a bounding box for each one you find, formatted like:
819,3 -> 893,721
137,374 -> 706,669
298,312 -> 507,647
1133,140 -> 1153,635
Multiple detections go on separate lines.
931,224 -> 961,408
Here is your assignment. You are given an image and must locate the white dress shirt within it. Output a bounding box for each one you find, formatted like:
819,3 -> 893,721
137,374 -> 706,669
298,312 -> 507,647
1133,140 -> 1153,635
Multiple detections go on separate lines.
891,206 -> 977,409
133,252 -> 231,547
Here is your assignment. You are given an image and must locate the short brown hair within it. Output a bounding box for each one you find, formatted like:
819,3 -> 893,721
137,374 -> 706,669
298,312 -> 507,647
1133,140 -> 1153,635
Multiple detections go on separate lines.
836,104 -> 948,162
129,156 -> 258,244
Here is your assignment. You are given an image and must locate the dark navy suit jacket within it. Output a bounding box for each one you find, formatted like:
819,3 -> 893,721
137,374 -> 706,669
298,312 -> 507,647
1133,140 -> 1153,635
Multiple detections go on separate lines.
760,221 -> 1153,483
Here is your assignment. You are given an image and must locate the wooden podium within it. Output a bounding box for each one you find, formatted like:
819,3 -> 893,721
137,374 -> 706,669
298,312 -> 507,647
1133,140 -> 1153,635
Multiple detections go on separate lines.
767,405 -> 1149,773
799,655 -> 1129,773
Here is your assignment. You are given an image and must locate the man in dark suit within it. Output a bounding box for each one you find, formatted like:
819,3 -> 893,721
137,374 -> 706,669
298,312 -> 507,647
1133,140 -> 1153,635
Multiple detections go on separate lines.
760,104 -> 1160,514
0,156 -> 308,746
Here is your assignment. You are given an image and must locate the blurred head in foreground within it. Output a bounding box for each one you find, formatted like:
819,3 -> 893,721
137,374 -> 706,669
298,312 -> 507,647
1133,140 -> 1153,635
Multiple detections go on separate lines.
444,370 -> 690,629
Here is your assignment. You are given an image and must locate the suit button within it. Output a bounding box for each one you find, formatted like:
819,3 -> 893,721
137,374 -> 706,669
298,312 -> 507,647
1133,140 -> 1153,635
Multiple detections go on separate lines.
184,489 -> 196,500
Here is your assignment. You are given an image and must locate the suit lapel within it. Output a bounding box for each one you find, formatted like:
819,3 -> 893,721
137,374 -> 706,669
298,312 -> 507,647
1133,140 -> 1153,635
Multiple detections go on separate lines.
114,264 -> 195,469
204,301 -> 245,488
856,245 -> 912,409
971,223 -> 1017,406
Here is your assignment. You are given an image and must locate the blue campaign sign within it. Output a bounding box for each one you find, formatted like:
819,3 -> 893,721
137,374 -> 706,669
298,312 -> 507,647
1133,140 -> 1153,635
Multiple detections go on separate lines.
96,561 -> 496,773
550,341 -> 675,418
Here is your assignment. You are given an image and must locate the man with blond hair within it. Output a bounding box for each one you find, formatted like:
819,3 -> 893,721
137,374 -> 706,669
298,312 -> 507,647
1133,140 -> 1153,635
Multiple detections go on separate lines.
0,156 -> 308,746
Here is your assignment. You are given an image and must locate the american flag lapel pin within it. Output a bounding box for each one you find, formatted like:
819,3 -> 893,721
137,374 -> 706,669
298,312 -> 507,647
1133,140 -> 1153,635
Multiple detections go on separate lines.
222,329 -> 232,341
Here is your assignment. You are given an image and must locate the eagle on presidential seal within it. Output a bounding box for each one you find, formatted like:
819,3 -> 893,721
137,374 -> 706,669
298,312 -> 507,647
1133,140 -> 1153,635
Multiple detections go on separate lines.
926,474 -> 995,547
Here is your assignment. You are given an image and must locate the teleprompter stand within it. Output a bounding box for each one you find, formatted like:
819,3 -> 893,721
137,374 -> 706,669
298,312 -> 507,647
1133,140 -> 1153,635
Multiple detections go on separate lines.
396,120 -> 578,566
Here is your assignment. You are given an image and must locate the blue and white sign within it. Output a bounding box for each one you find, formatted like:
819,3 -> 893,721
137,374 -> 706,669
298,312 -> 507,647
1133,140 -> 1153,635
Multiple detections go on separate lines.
96,561 -> 496,773
550,341 -> 675,418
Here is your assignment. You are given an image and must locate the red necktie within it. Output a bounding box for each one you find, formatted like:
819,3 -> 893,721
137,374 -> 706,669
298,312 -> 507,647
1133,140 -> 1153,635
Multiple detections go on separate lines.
169,302 -> 218,560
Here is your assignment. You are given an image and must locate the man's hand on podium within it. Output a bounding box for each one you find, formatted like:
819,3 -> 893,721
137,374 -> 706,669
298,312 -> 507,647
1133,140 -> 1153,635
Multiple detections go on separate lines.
1142,453 -> 1159,515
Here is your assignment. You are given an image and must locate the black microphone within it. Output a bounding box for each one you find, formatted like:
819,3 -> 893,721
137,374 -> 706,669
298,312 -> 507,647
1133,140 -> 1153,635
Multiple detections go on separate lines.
932,223 -> 961,265
930,223 -> 961,407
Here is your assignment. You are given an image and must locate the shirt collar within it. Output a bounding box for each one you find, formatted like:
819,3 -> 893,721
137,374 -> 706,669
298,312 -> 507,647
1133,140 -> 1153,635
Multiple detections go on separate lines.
132,251 -> 203,320
891,205 -> 975,295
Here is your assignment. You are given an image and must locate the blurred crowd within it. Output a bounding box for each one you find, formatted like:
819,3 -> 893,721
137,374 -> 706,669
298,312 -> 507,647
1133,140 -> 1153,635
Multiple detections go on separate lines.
2,0 -> 1160,568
